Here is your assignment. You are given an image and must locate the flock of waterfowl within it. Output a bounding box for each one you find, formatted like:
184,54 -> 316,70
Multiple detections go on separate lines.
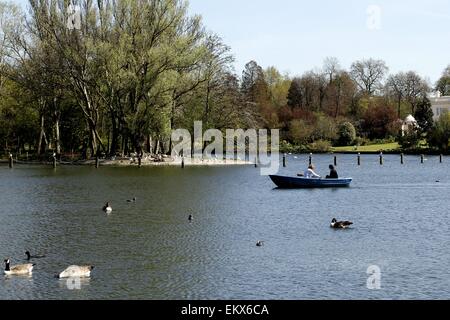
2,198 -> 137,279
3,251 -> 93,278
4,193 -> 353,280
254,218 -> 354,247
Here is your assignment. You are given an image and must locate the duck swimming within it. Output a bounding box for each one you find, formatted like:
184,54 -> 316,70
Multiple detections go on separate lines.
188,214 -> 193,222
4,259 -> 35,275
256,241 -> 264,247
102,202 -> 112,213
127,197 -> 137,203
330,218 -> 353,229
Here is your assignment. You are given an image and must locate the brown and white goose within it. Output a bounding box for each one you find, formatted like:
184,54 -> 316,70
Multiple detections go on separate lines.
4,259 -> 35,275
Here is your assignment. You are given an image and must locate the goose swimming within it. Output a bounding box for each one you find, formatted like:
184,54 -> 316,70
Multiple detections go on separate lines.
4,259 -> 35,275
330,218 -> 353,229
57,265 -> 94,278
256,241 -> 264,247
25,251 -> 46,260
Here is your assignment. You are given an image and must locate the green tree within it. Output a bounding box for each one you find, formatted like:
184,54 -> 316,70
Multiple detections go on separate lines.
414,97 -> 434,134
428,113 -> 450,152
264,66 -> 291,108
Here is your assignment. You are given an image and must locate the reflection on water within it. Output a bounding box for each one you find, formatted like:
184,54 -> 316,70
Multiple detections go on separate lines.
0,154 -> 450,299
58,277 -> 91,290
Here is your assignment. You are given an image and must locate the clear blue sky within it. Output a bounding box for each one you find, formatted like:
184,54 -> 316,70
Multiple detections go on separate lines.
14,0 -> 450,83
188,0 -> 450,84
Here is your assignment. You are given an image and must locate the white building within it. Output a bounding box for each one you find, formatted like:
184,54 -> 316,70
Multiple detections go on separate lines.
429,92 -> 450,120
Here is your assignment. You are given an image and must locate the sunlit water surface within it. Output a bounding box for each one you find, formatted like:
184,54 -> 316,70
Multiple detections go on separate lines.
0,154 -> 449,299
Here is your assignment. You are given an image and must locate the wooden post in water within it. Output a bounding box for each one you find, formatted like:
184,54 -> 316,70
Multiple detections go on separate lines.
26,152 -> 29,162
379,152 -> 384,165
138,156 -> 142,168
401,153 -> 404,165
8,153 -> 13,168
334,156 -> 337,166
255,157 -> 258,168
283,154 -> 286,168
309,153 -> 312,166
357,153 -> 361,166
95,156 -> 99,169
420,154 -> 424,164
181,157 -> 185,169
53,153 -> 57,169
440,154 -> 443,163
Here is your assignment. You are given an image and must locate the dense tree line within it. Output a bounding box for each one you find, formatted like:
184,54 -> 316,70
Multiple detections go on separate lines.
0,0 -> 449,158
0,0 -> 257,159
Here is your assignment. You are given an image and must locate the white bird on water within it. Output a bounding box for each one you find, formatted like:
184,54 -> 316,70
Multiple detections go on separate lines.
102,202 -> 112,213
57,265 -> 94,278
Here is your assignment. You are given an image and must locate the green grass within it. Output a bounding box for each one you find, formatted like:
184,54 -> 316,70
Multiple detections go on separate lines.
332,142 -> 400,153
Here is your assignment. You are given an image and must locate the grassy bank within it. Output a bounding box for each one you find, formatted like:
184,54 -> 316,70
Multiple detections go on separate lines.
332,142 -> 400,153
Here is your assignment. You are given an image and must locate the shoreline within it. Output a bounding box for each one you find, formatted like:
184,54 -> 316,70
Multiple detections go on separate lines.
330,151 -> 447,155
0,157 -> 254,167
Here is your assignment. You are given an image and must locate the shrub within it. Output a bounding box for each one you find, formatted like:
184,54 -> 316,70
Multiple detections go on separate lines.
289,120 -> 314,145
311,115 -> 338,142
280,140 -> 308,154
354,137 -> 370,146
308,140 -> 332,153
337,122 -> 356,146
398,130 -> 421,150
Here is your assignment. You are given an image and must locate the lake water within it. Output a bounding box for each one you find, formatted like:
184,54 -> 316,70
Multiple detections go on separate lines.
0,154 -> 449,300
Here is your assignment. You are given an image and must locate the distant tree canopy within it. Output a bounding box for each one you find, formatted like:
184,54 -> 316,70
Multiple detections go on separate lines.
0,0 -> 260,158
0,1 -> 448,156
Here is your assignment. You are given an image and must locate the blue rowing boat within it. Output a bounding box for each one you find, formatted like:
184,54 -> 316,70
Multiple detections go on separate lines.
269,175 -> 352,189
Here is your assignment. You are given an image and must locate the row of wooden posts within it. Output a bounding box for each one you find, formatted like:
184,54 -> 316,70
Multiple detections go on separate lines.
7,154 -> 143,169
5,152 -> 445,169
280,153 -> 444,168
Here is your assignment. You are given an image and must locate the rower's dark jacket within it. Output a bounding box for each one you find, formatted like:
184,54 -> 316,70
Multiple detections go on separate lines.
327,169 -> 338,179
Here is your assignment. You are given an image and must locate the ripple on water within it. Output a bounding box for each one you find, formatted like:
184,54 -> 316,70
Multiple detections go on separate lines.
1,157 -> 450,299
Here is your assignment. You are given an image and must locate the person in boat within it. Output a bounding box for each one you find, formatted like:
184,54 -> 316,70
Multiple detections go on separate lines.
303,164 -> 321,179
326,165 -> 338,179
